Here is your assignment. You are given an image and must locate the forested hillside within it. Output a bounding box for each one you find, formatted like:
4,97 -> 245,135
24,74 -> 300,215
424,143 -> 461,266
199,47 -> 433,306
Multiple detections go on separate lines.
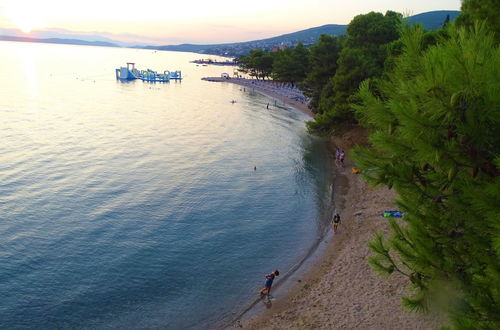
144,11 -> 459,56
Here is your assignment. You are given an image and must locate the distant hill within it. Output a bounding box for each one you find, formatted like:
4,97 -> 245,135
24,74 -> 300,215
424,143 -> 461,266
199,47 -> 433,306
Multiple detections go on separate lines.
142,24 -> 346,57
0,10 -> 460,55
0,35 -> 119,47
145,10 -> 460,57
408,10 -> 460,30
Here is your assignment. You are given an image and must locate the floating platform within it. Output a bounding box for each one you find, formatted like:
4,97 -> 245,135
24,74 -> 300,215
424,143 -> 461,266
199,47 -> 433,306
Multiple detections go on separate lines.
116,63 -> 182,82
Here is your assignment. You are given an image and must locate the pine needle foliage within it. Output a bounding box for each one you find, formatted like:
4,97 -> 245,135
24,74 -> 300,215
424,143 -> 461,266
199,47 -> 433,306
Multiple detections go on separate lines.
457,0 -> 500,43
352,22 -> 500,328
307,11 -> 401,134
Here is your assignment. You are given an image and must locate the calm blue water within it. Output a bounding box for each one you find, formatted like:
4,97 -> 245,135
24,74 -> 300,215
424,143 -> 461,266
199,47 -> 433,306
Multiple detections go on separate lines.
0,41 -> 334,329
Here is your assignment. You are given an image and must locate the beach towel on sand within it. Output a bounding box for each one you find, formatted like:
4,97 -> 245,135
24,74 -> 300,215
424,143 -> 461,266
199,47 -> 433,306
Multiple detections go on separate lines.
382,210 -> 404,218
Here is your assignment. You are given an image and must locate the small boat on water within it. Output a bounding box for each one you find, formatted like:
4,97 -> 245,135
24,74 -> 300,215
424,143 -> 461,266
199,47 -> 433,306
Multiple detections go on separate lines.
115,63 -> 182,82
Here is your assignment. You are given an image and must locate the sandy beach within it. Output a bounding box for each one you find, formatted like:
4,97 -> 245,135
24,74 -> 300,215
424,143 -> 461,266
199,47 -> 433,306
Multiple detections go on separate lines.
202,77 -> 314,117
206,76 -> 443,329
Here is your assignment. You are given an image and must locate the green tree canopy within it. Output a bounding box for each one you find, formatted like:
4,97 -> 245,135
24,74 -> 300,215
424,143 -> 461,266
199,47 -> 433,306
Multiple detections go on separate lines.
352,23 -> 500,328
346,10 -> 401,47
237,49 -> 273,80
308,11 -> 402,134
457,0 -> 500,42
332,11 -> 402,110
300,34 -> 343,113
271,43 -> 310,85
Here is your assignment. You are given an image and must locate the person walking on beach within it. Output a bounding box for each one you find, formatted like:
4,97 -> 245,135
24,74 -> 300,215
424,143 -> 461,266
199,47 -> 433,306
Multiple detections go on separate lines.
260,270 -> 279,297
333,213 -> 341,233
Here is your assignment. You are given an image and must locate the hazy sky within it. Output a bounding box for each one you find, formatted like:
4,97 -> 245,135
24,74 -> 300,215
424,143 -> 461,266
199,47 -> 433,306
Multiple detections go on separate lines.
0,0 -> 461,44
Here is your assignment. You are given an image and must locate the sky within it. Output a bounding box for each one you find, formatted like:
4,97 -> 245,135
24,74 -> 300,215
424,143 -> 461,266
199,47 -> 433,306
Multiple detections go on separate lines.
0,0 -> 461,45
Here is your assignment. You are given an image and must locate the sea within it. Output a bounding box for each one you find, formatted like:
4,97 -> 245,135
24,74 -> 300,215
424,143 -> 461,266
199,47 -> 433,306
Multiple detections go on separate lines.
0,41 -> 336,329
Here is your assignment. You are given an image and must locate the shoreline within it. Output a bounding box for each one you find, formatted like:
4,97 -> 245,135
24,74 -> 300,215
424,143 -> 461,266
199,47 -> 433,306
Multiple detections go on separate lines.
234,128 -> 442,329
224,118 -> 441,329
224,144 -> 344,329
202,77 -> 315,118
208,77 -> 442,328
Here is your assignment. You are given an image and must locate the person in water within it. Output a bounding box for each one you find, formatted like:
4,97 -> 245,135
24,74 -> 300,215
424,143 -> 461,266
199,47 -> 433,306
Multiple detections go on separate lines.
333,213 -> 341,233
260,270 -> 280,297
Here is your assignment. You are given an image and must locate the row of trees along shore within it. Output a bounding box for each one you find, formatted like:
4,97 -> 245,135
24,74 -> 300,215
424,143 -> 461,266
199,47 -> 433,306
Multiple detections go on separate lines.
237,0 -> 499,328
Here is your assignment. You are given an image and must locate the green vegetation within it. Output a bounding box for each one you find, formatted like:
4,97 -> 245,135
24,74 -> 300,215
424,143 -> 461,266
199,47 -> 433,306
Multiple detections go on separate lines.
271,43 -> 310,85
237,43 -> 311,83
301,34 -> 343,113
353,23 -> 499,328
237,49 -> 274,80
239,2 -> 499,328
308,11 -> 402,134
456,0 -> 500,42
351,2 -> 500,327
237,11 -> 402,134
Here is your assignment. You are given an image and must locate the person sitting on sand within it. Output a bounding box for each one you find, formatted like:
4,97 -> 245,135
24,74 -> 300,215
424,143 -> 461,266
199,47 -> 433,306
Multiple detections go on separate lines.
333,213 -> 341,233
260,270 -> 279,297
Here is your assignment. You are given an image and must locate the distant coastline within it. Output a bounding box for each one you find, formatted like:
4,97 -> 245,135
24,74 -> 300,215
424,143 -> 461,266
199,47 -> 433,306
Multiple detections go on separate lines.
0,10 -> 459,57
0,35 -> 120,48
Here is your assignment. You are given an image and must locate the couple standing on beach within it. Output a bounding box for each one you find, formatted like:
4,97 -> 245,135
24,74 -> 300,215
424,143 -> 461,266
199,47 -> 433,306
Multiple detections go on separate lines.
335,149 -> 345,167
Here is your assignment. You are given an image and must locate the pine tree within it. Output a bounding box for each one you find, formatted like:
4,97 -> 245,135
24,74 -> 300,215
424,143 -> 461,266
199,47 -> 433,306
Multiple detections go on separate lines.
443,14 -> 451,28
308,11 -> 401,134
457,0 -> 500,43
352,23 -> 500,328
301,34 -> 343,113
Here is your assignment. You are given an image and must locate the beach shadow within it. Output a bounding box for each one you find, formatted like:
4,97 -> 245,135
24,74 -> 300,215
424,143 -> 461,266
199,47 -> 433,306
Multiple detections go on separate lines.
262,297 -> 273,309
